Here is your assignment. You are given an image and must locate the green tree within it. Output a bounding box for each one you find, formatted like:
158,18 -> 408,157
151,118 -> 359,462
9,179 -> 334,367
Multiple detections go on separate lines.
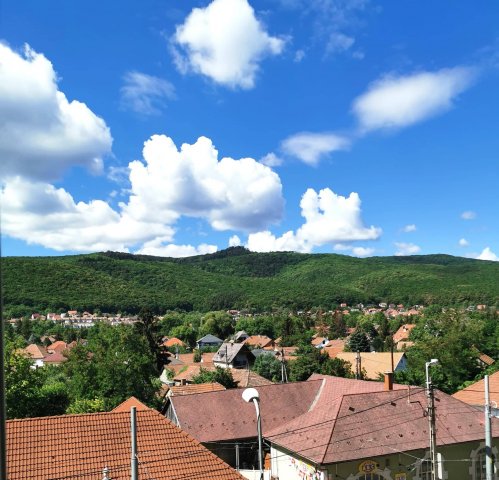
253,354 -> 282,382
289,348 -> 352,382
64,324 -> 160,410
192,366 -> 238,388
135,307 -> 162,371
346,330 -> 370,352
199,311 -> 234,340
4,338 -> 69,418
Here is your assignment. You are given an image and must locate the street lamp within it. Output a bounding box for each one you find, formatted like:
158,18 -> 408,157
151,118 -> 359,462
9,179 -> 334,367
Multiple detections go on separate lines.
425,359 -> 439,480
242,388 -> 263,480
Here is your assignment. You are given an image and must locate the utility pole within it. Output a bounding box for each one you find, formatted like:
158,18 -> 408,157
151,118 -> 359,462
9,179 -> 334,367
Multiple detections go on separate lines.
485,375 -> 493,480
426,359 -> 439,480
355,351 -> 360,380
131,407 -> 138,480
280,348 -> 287,383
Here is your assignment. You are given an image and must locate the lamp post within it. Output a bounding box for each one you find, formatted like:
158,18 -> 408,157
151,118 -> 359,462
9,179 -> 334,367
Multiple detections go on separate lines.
425,359 -> 439,480
242,388 -> 263,480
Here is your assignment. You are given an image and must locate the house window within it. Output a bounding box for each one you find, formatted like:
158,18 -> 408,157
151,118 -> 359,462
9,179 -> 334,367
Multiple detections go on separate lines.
419,459 -> 432,480
346,469 -> 392,480
469,442 -> 498,480
414,452 -> 447,480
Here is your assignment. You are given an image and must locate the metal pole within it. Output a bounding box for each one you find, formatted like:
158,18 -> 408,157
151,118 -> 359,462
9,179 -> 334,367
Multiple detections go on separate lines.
426,362 -> 438,480
235,442 -> 240,471
131,406 -> 138,480
253,399 -> 263,480
485,375 -> 493,480
355,351 -> 360,380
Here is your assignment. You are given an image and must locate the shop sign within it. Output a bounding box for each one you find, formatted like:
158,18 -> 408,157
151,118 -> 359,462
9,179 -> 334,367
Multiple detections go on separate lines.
358,460 -> 378,473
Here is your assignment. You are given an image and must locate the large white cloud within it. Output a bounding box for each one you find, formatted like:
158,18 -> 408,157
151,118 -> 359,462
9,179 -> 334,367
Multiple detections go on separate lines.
136,238 -> 217,257
2,134 -> 284,253
281,132 -> 350,166
172,0 -> 285,89
123,134 -> 284,232
1,177 -> 173,252
247,187 -> 381,252
352,67 -> 475,132
477,247 -> 499,262
0,43 -> 112,181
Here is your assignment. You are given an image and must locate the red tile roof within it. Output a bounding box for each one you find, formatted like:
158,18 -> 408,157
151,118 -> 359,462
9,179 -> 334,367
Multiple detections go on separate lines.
24,344 -> 47,360
171,380 -> 324,442
7,407 -> 244,480
42,351 -> 67,364
323,339 -> 346,358
392,323 -> 416,343
112,396 -> 150,412
163,337 -> 186,348
170,382 -> 226,396
47,340 -> 68,354
243,335 -> 274,348
267,385 -> 499,465
230,369 -> 274,387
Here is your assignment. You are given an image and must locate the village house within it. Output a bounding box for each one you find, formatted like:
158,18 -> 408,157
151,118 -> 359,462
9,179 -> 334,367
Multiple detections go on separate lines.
335,352 -> 407,380
213,342 -> 255,369
267,378 -> 499,480
197,334 -> 224,349
453,370 -> 499,417
392,324 -> 416,346
243,335 -> 274,349
6,397 -> 244,480
164,375 -> 406,472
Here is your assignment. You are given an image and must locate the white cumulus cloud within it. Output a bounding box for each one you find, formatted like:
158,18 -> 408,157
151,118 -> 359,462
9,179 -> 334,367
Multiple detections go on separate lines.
0,43 -> 112,182
394,242 -> 421,256
281,132 -> 350,166
123,134 -> 284,232
476,247 -> 499,262
1,177 -> 173,252
120,71 -> 175,115
351,246 -> 375,257
459,238 -> 469,247
352,67 -> 475,132
461,210 -> 476,220
229,235 -> 242,247
136,238 -> 217,257
247,188 -> 381,252
172,0 -> 285,89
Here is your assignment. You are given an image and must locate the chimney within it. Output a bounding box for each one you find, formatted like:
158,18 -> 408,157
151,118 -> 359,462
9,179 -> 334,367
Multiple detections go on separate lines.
384,371 -> 394,391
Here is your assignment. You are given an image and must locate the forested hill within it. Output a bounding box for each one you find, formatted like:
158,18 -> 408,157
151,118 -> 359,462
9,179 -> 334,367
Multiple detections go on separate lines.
3,247 -> 499,316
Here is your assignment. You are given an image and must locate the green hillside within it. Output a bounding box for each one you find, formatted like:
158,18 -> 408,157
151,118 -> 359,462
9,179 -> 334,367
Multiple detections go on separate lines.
2,247 -> 498,316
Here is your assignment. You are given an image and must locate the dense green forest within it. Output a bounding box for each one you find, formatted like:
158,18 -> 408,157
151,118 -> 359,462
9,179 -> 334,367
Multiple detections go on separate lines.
3,247 -> 499,316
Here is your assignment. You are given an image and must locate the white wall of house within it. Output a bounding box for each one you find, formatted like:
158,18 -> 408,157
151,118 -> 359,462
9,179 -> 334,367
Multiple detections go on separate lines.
270,446 -> 326,480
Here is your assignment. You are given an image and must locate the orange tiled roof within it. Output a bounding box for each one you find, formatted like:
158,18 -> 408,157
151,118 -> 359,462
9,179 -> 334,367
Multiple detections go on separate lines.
24,344 -> 47,360
163,337 -> 186,348
170,382 -> 226,396
392,324 -> 416,343
47,340 -> 68,354
231,369 -> 273,387
7,406 -> 244,480
243,335 -> 274,348
323,339 -> 346,358
112,396 -> 151,412
453,370 -> 499,407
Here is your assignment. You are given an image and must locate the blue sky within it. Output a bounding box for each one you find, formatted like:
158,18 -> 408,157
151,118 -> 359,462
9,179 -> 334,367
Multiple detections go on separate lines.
1,0 -> 498,260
